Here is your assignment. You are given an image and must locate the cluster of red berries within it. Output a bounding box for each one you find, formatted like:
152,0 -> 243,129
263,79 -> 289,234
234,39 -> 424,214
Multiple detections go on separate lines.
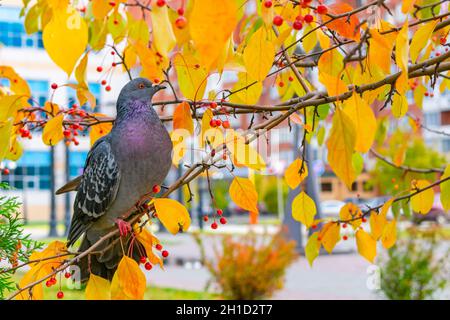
45,277 -> 57,288
155,243 -> 169,258
174,4 -> 187,29
209,117 -> 230,129
19,127 -> 32,139
204,209 -> 227,230
424,91 -> 435,97
139,256 -> 153,270
64,122 -> 83,146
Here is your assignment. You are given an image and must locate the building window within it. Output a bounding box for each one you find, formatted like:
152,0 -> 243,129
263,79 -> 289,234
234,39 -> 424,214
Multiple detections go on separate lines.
321,182 -> 332,192
424,112 -> 440,127
28,80 -> 49,107
1,151 -> 50,190
443,139 -> 450,153
69,151 -> 88,179
0,21 -> 44,49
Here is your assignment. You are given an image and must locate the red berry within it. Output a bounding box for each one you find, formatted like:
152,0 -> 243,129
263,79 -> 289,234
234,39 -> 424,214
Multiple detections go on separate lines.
177,8 -> 185,15
210,102 -> 217,109
215,119 -> 222,127
64,272 -> 71,279
3,168 -> 10,175
288,76 -> 294,82
211,222 -> 218,229
203,215 -> 209,222
155,243 -> 163,251
161,250 -> 169,258
440,37 -> 447,45
175,16 -> 187,29
45,280 -> 52,287
109,2 -> 116,6
112,62 -> 117,67
152,184 -> 161,193
105,85 -> 111,92
304,14 -> 314,23
264,0 -> 272,8
144,262 -> 153,270
51,83 -> 58,90
57,291 -> 64,299
424,92 -> 429,96
430,93 -> 434,97
273,15 -> 283,27
312,224 -> 317,229
211,149 -> 216,157
140,256 -> 147,264
293,20 -> 303,30
317,5 -> 328,15
96,66 -> 103,72
217,209 -> 223,216
343,235 -> 348,241
362,217 -> 367,223
220,217 -> 227,225
210,119 -> 217,127
342,223 -> 347,228
279,81 -> 285,87
156,0 -> 165,7
101,80 -> 107,86
222,120 -> 230,129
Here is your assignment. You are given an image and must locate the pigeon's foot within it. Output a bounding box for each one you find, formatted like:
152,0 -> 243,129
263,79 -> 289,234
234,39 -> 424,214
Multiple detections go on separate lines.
115,218 -> 132,237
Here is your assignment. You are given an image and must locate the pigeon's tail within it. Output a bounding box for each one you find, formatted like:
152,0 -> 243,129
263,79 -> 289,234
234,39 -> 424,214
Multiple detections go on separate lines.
76,229 -> 146,283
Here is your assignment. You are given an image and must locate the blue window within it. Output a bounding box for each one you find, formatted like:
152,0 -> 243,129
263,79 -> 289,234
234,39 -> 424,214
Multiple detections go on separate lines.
0,7 -> 44,49
69,151 -> 88,179
67,83 -> 101,112
28,80 -> 49,107
1,151 -> 51,190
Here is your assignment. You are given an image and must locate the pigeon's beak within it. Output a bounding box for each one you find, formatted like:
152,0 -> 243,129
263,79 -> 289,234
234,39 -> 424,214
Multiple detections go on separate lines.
154,84 -> 166,92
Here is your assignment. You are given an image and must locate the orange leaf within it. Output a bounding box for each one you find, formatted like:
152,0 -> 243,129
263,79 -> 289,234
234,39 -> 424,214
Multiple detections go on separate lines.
324,3 -> 360,41
173,101 -> 194,135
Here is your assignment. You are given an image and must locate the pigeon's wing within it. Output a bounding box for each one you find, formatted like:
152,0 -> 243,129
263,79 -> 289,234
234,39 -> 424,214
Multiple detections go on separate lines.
67,137 -> 121,247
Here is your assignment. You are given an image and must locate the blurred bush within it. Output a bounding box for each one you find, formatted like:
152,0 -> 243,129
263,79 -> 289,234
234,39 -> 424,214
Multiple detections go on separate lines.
195,230 -> 297,299
379,226 -> 450,300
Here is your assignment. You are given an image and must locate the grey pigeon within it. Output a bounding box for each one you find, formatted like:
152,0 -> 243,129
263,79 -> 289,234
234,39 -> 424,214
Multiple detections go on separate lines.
56,78 -> 173,281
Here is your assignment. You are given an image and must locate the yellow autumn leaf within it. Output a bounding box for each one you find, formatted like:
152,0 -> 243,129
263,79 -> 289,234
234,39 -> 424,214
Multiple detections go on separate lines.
229,176 -> 259,213
111,256 -> 146,300
154,198 -> 191,234
319,73 -> 348,97
302,25 -> 318,53
441,165 -> 450,211
356,228 -> 377,263
173,49 -> 208,100
43,6 -> 88,76
305,232 -> 320,267
339,202 -> 362,229
89,120 -> 113,146
134,226 -> 163,269
319,222 -> 340,254
173,101 -> 194,135
410,20 -> 438,63
343,93 -> 377,153
189,0 -> 238,71
42,114 -> 64,146
243,27 -> 275,82
370,211 -> 387,241
151,5 -> 176,59
410,179 -> 434,214
367,23 -> 397,75
0,66 -> 31,96
318,49 -> 344,77
381,219 -> 397,249
326,109 -> 356,189
16,241 -> 67,300
292,191 -> 316,228
226,130 -> 266,170
170,130 -> 187,166
0,118 -> 13,161
284,159 -> 308,189
92,0 -> 112,20
395,20 -> 409,95
5,136 -> 23,161
230,73 -> 263,105
85,273 -> 111,300
0,95 -> 28,122
402,0 -> 417,13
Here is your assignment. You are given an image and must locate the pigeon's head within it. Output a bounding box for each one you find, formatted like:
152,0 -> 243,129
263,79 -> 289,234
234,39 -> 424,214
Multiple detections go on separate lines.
117,78 -> 166,105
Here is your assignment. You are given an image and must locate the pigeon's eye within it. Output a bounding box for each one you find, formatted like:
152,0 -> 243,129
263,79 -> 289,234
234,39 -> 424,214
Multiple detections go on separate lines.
138,83 -> 145,89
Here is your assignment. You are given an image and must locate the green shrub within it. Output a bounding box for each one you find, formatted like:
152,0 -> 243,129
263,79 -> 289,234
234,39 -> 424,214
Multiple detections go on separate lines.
378,226 -> 450,300
195,230 -> 297,300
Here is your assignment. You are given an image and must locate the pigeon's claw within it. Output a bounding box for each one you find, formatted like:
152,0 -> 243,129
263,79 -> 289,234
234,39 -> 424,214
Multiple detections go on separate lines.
115,218 -> 132,237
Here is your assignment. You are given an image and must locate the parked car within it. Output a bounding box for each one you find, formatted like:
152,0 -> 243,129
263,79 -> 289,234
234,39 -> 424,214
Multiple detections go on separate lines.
413,206 -> 450,225
320,200 -> 346,219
